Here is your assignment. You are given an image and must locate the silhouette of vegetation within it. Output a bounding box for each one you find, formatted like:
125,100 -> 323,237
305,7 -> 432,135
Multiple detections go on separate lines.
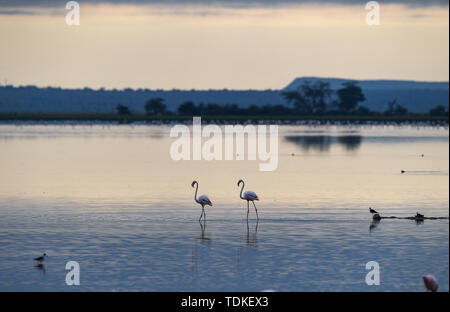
116,104 -> 131,115
175,101 -> 292,116
354,106 -> 376,115
145,98 -> 166,115
171,85 -> 448,120
384,99 -> 408,116
281,81 -> 333,114
280,81 -> 370,114
336,82 -> 366,113
178,101 -> 197,115
1,81 -> 447,116
0,112 -> 447,123
429,105 -> 448,116
1,80 -> 447,122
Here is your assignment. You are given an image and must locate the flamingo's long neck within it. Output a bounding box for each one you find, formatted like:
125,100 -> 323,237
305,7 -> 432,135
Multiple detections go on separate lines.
194,182 -> 200,203
239,181 -> 245,200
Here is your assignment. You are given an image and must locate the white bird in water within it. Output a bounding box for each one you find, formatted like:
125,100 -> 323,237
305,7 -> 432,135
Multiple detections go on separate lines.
34,253 -> 46,263
238,179 -> 259,220
191,181 -> 212,221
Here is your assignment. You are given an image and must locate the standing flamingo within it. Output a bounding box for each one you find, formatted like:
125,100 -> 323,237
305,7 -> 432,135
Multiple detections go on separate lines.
191,181 -> 212,221
237,179 -> 259,220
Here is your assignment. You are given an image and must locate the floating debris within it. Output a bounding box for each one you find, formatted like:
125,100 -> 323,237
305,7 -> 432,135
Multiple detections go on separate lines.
423,275 -> 439,292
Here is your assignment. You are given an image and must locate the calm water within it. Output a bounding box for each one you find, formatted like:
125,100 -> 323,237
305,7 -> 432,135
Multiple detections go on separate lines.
0,123 -> 448,291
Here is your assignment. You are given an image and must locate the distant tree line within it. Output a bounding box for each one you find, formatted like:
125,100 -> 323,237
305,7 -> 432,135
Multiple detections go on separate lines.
116,81 -> 449,117
281,81 -> 366,114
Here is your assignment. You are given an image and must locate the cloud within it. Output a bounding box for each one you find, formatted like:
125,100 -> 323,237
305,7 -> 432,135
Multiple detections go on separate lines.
0,0 -> 448,8
0,9 -> 37,14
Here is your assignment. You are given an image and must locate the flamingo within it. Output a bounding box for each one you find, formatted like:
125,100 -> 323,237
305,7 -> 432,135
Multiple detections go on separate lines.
237,179 -> 259,220
191,181 -> 212,221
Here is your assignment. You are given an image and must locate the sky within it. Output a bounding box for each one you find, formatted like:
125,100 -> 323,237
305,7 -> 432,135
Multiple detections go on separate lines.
0,0 -> 448,90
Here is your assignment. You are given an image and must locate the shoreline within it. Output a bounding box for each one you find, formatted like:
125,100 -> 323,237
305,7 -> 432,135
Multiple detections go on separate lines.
0,112 -> 448,126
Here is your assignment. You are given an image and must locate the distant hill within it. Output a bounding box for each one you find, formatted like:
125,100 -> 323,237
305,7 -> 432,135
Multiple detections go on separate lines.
0,87 -> 284,113
0,77 -> 448,113
285,77 -> 449,91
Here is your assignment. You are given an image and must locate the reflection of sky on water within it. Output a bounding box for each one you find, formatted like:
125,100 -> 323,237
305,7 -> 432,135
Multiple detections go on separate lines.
0,124 -> 448,291
0,201 -> 447,292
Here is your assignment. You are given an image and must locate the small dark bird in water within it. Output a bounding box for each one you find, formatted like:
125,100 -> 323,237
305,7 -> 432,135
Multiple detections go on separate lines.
372,213 -> 381,221
369,208 -> 378,214
401,170 -> 405,174
416,212 -> 425,219
34,253 -> 46,263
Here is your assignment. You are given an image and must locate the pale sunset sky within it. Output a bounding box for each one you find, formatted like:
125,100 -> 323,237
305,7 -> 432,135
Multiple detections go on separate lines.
0,0 -> 448,90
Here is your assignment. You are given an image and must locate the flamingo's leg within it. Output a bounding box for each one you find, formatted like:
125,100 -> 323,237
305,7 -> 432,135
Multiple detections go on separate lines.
199,205 -> 205,221
199,219 -> 205,238
247,201 -> 249,220
252,201 -> 259,220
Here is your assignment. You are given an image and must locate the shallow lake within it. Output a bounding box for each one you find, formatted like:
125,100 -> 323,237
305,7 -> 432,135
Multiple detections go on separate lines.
0,123 -> 448,291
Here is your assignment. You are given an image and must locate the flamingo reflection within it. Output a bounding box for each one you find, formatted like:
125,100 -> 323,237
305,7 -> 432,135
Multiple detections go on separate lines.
237,220 -> 259,265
